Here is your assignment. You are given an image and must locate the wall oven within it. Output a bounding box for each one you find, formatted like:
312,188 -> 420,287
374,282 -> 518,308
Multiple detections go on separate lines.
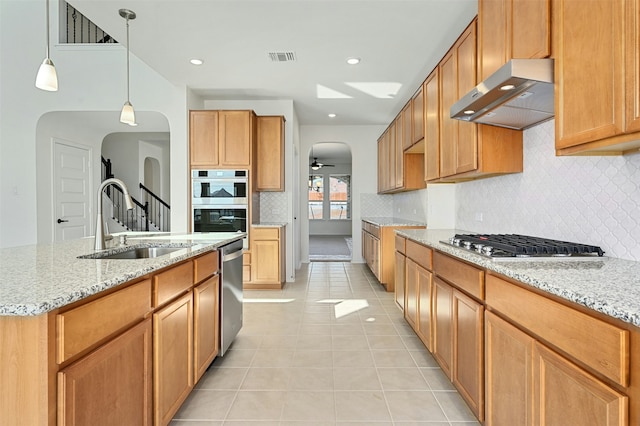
192,170 -> 249,247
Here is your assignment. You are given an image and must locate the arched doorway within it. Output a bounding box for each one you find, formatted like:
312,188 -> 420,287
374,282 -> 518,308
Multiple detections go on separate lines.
307,142 -> 353,261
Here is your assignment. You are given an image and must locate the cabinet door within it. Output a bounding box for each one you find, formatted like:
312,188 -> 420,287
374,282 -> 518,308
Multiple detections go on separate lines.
387,121 -> 397,191
627,0 -> 640,133
189,111 -> 219,167
256,116 -> 284,191
455,21 -> 478,175
219,110 -> 252,167
58,319 -> 153,426
485,311 -> 534,426
412,86 -> 425,145
377,137 -> 384,192
479,0 -> 509,80
405,259 -> 419,330
424,69 -> 440,181
511,0 -> 550,60
439,49 -> 457,178
433,277 -> 453,378
252,239 -> 280,283
534,342 -> 628,426
416,263 -> 433,352
452,288 -> 484,420
194,276 -> 220,383
554,0 -> 625,149
395,115 -> 404,189
395,251 -> 406,311
153,292 -> 194,426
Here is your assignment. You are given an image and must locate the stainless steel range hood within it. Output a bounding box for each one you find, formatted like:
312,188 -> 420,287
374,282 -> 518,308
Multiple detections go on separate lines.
450,59 -> 554,130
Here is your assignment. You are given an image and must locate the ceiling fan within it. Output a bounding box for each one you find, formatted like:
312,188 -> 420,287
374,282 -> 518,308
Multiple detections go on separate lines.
310,157 -> 335,170
310,146 -> 335,170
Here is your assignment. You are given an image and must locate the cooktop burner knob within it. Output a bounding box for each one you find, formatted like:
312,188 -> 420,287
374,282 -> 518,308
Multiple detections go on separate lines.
452,238 -> 462,246
463,241 -> 473,249
482,246 -> 494,255
474,244 -> 484,253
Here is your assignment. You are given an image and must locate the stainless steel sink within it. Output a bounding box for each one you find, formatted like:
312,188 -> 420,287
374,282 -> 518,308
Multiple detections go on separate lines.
79,246 -> 186,260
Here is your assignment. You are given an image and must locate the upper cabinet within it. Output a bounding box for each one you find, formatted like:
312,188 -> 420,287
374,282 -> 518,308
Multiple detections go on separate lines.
424,69 -> 440,181
411,87 -> 425,146
189,110 -> 256,168
256,115 -> 285,191
555,0 -> 640,155
478,0 -> 551,80
436,19 -> 523,183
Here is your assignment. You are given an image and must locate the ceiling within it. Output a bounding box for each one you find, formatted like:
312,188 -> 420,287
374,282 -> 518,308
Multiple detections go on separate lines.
67,0 -> 478,127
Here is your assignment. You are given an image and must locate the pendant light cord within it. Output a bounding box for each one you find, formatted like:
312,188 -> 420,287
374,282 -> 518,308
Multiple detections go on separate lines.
45,0 -> 50,59
125,17 -> 130,102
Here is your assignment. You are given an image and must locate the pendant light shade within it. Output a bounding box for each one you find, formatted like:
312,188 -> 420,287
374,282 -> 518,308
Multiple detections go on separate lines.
35,0 -> 58,91
119,9 -> 137,126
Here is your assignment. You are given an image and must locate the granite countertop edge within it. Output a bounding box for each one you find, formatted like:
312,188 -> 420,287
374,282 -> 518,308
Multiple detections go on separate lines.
0,233 -> 244,317
361,217 -> 427,227
396,228 -> 640,329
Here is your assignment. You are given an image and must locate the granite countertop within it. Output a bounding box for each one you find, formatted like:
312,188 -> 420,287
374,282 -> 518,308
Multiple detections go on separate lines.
396,228 -> 640,328
362,217 -> 426,227
0,232 -> 245,316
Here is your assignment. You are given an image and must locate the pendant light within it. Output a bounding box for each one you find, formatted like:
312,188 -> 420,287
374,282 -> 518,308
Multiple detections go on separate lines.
35,0 -> 58,91
119,9 -> 137,126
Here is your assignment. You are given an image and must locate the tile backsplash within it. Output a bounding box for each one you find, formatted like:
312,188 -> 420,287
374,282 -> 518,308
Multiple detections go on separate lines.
454,120 -> 640,261
260,192 -> 288,222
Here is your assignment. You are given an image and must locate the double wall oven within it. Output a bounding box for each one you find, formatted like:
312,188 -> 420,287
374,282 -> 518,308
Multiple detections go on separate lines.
192,170 -> 249,247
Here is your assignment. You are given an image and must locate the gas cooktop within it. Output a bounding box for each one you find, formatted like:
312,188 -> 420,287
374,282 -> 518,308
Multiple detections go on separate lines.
441,234 -> 605,261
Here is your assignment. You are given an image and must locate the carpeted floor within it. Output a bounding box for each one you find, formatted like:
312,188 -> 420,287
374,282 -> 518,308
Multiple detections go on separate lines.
309,235 -> 352,261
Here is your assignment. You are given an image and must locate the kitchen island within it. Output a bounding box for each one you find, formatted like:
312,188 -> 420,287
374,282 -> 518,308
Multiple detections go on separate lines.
0,232 -> 244,426
396,228 -> 640,425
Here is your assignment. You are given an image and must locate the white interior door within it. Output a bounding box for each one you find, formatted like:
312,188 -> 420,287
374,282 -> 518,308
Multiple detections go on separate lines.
53,140 -> 92,241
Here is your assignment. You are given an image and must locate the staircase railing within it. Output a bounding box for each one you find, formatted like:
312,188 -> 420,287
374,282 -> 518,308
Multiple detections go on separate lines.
140,183 -> 171,232
110,185 -> 150,232
62,2 -> 117,44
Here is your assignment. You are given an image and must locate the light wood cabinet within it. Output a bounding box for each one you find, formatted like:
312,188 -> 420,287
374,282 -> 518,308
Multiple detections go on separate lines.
424,69 -> 440,181
256,115 -> 285,191
57,319 -> 153,426
189,110 -> 256,168
405,258 -> 420,331
452,288 -> 484,420
377,117 -> 426,194
478,0 -> 550,80
394,115 -> 404,189
412,86 -> 424,145
433,276 -> 453,378
153,292 -> 194,426
485,311 -> 534,426
245,226 -> 285,289
437,19 -> 523,183
554,0 -> 640,155
394,247 -> 406,311
534,342 -> 628,426
363,226 -> 381,280
415,261 -> 433,352
193,275 -> 219,382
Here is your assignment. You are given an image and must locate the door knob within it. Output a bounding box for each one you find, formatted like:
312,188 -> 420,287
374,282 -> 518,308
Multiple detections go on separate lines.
57,218 -> 69,223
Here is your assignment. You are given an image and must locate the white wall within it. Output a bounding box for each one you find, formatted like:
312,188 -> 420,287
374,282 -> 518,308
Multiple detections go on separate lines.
1,1 -> 189,248
300,125 -> 385,263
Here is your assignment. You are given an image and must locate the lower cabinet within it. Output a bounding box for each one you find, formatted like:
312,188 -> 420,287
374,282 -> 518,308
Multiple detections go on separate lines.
245,226 -> 285,289
153,292 -> 194,426
415,260 -> 433,351
193,275 -> 220,382
57,319 -> 153,426
394,250 -> 406,311
485,311 -> 628,426
433,277 -> 453,378
405,258 -> 419,330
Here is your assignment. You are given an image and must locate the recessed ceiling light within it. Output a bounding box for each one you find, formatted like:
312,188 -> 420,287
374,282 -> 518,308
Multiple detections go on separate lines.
328,113 -> 337,118
190,59 -> 203,65
346,57 -> 361,65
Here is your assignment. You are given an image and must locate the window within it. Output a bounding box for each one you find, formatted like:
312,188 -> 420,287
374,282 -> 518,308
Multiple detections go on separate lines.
329,175 -> 350,220
308,174 -> 351,220
308,175 -> 323,219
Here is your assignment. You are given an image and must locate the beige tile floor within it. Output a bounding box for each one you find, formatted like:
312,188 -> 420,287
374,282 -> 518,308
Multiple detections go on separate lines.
171,262 -> 480,425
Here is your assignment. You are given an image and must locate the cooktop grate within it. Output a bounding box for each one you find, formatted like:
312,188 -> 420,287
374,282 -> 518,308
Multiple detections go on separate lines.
453,234 -> 605,257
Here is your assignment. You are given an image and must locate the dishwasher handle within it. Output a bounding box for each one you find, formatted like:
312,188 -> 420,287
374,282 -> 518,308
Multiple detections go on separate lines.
223,249 -> 243,262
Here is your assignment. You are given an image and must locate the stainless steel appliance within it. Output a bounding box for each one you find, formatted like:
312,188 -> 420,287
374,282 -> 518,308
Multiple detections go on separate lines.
192,170 -> 249,247
450,59 -> 554,130
442,234 -> 604,261
219,238 -> 244,356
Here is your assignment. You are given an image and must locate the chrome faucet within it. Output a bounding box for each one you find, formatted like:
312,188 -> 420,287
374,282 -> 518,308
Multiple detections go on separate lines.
95,178 -> 135,250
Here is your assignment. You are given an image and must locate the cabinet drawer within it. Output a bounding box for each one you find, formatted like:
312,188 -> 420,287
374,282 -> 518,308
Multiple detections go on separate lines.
57,279 -> 151,363
153,261 -> 194,307
366,222 -> 380,238
434,252 -> 484,299
243,251 -> 251,265
395,235 -> 406,254
252,227 -> 279,240
406,240 -> 432,270
486,275 -> 629,386
194,251 -> 219,283
243,265 -> 251,282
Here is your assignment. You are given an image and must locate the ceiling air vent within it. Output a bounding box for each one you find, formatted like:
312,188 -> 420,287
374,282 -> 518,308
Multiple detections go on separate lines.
268,51 -> 297,62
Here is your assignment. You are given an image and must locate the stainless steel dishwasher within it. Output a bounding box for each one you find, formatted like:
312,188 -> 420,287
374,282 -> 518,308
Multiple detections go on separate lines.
220,238 -> 244,356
